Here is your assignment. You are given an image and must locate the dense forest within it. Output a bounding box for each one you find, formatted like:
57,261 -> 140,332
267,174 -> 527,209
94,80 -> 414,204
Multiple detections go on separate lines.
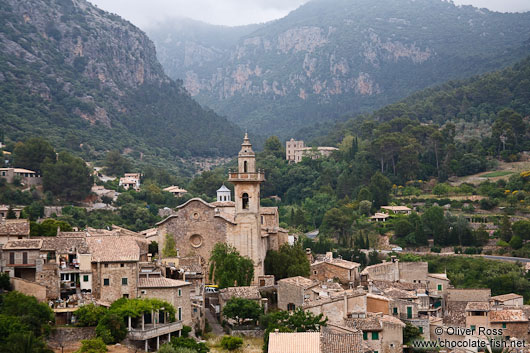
0,0 -> 243,176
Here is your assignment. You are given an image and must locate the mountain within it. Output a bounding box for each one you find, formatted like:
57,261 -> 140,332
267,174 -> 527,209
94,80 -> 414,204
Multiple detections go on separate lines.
318,55 -> 530,147
0,0 -> 244,170
149,0 -> 530,137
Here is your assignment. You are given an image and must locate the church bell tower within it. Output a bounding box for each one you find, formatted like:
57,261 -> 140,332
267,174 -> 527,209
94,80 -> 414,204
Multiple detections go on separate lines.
227,133 -> 265,280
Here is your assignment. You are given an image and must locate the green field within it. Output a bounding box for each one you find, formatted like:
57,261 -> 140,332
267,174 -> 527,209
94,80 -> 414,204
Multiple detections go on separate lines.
482,171 -> 514,178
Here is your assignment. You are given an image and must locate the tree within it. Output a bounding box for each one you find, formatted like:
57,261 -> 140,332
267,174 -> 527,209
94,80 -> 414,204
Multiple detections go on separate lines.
103,151 -> 132,176
220,336 -> 243,351
368,250 -> 381,265
513,220 -> 530,241
149,241 -> 159,255
95,312 -> 127,344
6,206 -> 16,219
499,215 -> 513,242
264,136 -> 284,158
12,138 -> 55,174
369,172 -> 392,208
222,298 -> 263,325
422,206 -> 449,246
162,234 -> 178,257
403,322 -> 422,345
357,187 -> 371,202
74,304 -> 107,327
358,200 -> 372,216
209,243 -> 254,288
0,273 -> 11,290
394,218 -> 412,237
23,202 -> 44,221
42,152 -> 92,201
509,235 -> 523,250
322,207 -> 353,246
264,243 -> 310,280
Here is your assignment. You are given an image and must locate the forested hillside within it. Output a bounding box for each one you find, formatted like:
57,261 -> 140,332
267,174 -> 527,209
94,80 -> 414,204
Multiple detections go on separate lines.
0,0 -> 243,171
151,0 -> 530,137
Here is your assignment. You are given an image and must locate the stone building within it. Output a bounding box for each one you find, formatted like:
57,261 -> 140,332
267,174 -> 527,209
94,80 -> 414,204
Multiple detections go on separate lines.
119,173 -> 141,191
303,289 -> 367,324
0,205 -> 22,219
490,293 -> 524,307
156,134 -> 288,283
0,167 -> 41,186
285,139 -> 339,163
310,252 -> 360,285
1,238 -> 43,281
87,236 -> 140,303
444,288 -> 491,326
278,276 -> 319,311
0,218 -> 29,246
345,313 -> 405,353
138,277 -> 192,327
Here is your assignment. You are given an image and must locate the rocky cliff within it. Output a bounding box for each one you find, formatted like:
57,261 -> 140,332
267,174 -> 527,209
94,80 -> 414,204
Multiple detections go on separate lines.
150,0 -> 530,137
0,0 -> 243,167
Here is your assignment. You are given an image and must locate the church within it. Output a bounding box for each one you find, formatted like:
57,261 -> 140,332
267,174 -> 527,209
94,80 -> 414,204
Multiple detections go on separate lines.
155,134 -> 289,282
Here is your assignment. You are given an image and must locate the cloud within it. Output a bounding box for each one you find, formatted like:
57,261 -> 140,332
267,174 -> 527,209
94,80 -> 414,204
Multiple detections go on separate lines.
87,0 -> 530,29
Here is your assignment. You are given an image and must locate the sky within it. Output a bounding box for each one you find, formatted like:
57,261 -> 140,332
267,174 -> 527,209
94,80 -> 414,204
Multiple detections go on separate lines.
87,0 -> 530,28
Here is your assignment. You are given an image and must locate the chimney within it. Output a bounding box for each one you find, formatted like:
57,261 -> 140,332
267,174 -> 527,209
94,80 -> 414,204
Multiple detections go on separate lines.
368,280 -> 373,294
325,252 -> 333,261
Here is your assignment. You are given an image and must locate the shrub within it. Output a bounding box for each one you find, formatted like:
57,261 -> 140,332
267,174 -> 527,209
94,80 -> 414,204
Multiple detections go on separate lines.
181,325 -> 192,337
509,236 -> 523,250
430,246 -> 441,253
220,336 -> 243,351
497,240 -> 510,247
0,272 -> 11,291
75,304 -> 106,327
75,338 -> 107,353
95,312 -> 127,344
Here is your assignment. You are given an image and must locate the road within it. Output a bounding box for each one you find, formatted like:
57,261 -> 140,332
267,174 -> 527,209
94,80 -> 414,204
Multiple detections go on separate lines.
482,255 -> 530,263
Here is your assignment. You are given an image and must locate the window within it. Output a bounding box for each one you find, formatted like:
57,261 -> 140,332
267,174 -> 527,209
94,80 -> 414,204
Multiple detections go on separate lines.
242,193 -> 249,209
287,303 -> 296,311
372,332 -> 379,340
261,215 -> 264,224
83,275 -> 89,282
407,306 -> 412,319
123,294 -> 129,298
393,307 -> 398,315
22,252 -> 27,264
9,252 -> 14,264
103,278 -> 110,286
363,332 -> 367,340
243,161 -> 248,173
437,284 -> 442,291
471,325 -> 476,331
313,270 -> 317,275
419,327 -> 423,334
120,263 -> 124,268
178,289 -> 182,297
178,307 -> 182,321
122,278 -> 128,285
104,264 -> 108,268
502,323 -> 507,329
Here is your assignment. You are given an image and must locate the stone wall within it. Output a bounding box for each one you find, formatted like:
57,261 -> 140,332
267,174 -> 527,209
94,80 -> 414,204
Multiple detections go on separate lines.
277,281 -> 304,311
36,263 -> 60,300
310,262 -> 356,285
10,277 -> 47,301
367,295 -> 390,315
363,262 -> 399,282
92,261 -> 138,302
447,288 -> 491,302
47,327 -> 96,349
382,322 -> 404,353
398,262 -> 428,283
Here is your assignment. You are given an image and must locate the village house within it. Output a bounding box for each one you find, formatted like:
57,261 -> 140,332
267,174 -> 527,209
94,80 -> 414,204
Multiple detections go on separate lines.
465,302 -> 530,341
310,252 -> 360,286
345,312 -> 405,353
278,276 -> 319,311
0,218 -> 30,246
490,293 -> 524,307
0,167 -> 41,186
380,206 -> 412,215
268,324 -> 364,353
444,288 -> 491,327
119,173 -> 141,191
1,238 -> 43,281
0,205 -> 22,219
163,185 -> 188,197
370,212 -> 389,222
303,288 -> 367,324
218,286 -> 263,322
285,139 -> 339,163
87,236 -> 141,303
155,135 -> 289,283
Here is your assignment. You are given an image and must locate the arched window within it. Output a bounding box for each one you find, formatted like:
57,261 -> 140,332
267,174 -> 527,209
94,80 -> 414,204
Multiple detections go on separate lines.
243,161 -> 248,173
242,193 -> 249,209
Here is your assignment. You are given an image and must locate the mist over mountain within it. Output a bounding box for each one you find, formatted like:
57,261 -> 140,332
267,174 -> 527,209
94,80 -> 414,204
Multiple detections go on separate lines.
149,0 -> 530,137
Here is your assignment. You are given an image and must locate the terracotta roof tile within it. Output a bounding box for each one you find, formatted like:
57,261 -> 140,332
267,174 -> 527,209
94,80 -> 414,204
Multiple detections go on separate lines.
344,316 -> 382,331
138,277 -> 190,288
3,238 -> 42,249
490,309 -> 527,322
220,286 -> 261,301
279,276 -> 319,289
268,332 -> 320,353
491,293 -> 523,302
41,236 -> 89,253
311,258 -> 360,270
0,219 -> 30,236
86,236 -> 139,262
383,288 -> 417,299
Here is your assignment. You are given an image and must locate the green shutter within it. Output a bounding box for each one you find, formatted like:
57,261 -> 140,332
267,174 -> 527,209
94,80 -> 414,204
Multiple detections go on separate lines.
83,275 -> 88,282
407,306 -> 412,319
372,332 -> 379,340
363,332 -> 367,340
437,284 -> 442,291
393,307 -> 398,314
122,277 -> 128,285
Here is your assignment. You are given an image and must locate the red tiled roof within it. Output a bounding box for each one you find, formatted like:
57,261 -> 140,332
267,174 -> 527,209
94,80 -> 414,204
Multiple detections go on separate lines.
0,219 -> 30,236
86,236 -> 139,262
138,277 -> 190,288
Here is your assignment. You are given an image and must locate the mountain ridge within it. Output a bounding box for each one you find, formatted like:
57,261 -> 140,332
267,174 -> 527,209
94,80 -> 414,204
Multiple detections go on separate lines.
150,0 -> 530,137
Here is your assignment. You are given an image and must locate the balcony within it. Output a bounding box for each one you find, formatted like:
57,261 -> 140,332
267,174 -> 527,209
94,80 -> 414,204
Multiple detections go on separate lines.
128,321 -> 183,340
227,169 -> 265,182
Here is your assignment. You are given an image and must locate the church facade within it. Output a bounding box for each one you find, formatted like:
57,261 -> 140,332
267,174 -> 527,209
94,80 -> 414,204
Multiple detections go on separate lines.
156,134 -> 288,282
